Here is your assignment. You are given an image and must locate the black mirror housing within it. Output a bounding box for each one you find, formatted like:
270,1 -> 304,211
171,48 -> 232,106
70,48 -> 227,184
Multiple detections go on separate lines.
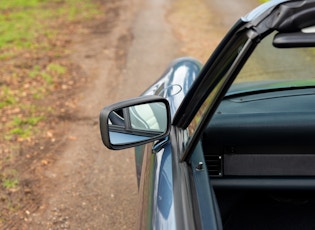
100,96 -> 171,150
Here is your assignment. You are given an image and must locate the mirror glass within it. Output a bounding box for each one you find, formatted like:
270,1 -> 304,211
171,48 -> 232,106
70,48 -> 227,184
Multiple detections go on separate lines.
108,102 -> 168,145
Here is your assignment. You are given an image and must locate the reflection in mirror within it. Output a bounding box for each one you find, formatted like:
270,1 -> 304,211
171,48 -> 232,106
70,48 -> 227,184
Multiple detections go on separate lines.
108,102 -> 168,146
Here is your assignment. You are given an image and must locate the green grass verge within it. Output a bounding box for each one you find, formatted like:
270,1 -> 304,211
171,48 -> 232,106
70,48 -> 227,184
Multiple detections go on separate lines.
0,0 -> 102,140
0,0 -> 100,49
0,1 -> 103,223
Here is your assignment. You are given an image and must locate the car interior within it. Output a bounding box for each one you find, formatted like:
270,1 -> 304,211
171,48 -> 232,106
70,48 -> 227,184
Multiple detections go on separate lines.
200,30 -> 315,229
203,88 -> 315,229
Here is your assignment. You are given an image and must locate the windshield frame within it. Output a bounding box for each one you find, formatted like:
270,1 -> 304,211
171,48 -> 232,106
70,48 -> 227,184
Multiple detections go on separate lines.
179,29 -> 259,161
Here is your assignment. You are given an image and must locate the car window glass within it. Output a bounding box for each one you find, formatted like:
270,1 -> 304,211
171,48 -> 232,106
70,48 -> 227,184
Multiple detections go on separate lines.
187,77 -> 225,137
234,32 -> 315,85
184,35 -> 251,149
182,34 -> 251,159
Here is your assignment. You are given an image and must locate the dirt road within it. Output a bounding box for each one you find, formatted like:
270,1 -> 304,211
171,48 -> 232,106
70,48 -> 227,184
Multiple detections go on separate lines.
205,0 -> 259,29
27,0 -> 179,229
25,0 -> 259,229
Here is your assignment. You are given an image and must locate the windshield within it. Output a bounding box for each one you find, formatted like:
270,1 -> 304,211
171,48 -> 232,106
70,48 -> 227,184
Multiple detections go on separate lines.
231,32 -> 315,93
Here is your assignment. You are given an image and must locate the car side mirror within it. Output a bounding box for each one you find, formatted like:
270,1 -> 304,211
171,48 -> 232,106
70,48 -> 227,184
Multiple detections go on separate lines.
100,96 -> 171,150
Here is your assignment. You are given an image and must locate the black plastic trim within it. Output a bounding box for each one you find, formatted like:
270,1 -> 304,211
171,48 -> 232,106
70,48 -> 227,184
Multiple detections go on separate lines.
211,177 -> 315,190
99,95 -> 171,150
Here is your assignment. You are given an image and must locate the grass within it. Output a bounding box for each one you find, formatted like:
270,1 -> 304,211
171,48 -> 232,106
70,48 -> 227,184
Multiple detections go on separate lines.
1,169 -> 19,190
2,178 -> 19,190
0,0 -> 102,139
0,1 -> 103,223
0,87 -> 17,109
3,114 -> 43,140
0,0 -> 100,49
47,63 -> 67,75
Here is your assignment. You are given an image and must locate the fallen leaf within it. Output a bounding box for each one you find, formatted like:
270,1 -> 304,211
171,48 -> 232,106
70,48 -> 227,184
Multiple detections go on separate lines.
68,136 -> 77,140
41,160 -> 49,166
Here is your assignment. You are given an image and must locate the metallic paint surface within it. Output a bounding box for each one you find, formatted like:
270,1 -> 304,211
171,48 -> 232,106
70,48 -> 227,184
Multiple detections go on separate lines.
135,58 -> 203,185
137,58 -> 203,229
